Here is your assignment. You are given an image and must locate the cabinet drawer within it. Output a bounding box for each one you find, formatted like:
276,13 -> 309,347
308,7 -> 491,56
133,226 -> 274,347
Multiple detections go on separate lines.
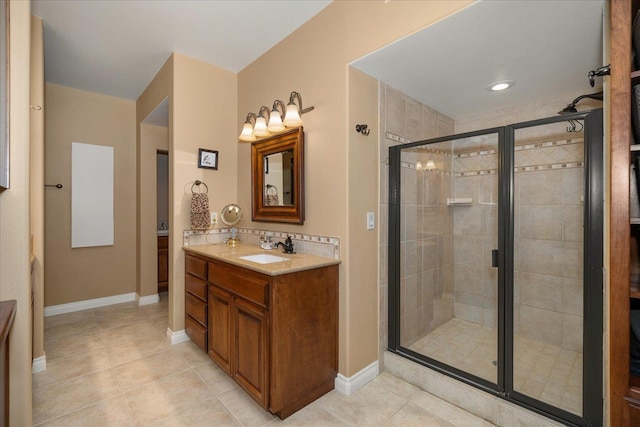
185,292 -> 207,326
185,274 -> 207,301
185,315 -> 207,352
186,254 -> 207,280
209,261 -> 270,308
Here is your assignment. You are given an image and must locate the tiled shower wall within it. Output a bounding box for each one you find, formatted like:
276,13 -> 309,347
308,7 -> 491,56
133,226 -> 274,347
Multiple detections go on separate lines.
379,83 -> 455,358
451,146 -> 499,330
399,147 -> 455,346
512,136 -> 585,352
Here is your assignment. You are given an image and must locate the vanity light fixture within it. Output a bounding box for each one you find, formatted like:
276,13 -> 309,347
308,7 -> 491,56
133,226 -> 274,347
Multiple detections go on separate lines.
268,100 -> 286,132
238,91 -> 314,142
239,113 -> 257,142
487,80 -> 515,92
253,106 -> 272,137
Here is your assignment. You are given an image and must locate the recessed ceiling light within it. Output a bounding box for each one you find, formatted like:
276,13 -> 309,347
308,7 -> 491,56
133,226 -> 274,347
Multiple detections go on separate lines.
488,80 -> 515,92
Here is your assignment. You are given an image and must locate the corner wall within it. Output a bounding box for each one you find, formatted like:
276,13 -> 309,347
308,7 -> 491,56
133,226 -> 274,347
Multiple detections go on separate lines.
30,15 -> 46,361
137,53 -> 238,333
0,1 -> 33,424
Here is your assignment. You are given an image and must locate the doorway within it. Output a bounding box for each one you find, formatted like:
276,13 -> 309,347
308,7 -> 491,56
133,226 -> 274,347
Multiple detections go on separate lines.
157,150 -> 169,293
387,109 -> 603,427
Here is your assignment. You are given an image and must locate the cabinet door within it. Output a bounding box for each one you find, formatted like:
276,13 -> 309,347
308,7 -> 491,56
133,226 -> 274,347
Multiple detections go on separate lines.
208,285 -> 232,374
158,251 -> 168,283
158,237 -> 168,292
234,297 -> 269,408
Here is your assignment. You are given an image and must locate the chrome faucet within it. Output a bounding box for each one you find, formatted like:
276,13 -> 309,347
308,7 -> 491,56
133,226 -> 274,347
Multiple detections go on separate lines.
275,236 -> 295,254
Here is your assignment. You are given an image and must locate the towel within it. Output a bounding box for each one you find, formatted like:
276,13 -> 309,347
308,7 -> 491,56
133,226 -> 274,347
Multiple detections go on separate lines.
265,194 -> 279,206
190,192 -> 210,230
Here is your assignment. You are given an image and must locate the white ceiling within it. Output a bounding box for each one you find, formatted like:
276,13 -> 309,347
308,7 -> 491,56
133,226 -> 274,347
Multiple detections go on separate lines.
31,0 -> 332,100
351,0 -> 605,120
31,0 -> 605,121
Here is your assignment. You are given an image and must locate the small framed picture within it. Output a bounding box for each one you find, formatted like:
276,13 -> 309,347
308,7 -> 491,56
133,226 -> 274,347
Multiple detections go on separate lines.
198,148 -> 218,170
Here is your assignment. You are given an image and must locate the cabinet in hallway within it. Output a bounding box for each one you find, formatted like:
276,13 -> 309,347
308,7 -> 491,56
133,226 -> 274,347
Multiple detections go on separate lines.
157,235 -> 168,293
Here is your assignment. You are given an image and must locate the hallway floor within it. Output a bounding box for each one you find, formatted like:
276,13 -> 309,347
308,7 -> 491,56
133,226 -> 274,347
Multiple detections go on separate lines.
33,294 -> 494,426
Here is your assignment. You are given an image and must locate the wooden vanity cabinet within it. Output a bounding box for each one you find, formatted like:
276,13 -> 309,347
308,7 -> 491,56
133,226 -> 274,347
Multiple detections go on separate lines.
206,258 -> 338,419
184,254 -> 208,352
157,236 -> 168,293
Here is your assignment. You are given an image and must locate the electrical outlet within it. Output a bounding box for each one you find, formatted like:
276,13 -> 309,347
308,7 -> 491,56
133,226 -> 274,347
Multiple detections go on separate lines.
210,212 -> 217,226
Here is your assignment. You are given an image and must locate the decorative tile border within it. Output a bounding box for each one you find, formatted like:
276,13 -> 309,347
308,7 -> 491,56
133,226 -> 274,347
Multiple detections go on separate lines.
456,169 -> 497,177
514,137 -> 583,152
391,135 -> 585,176
455,149 -> 497,158
183,228 -> 341,259
515,161 -> 583,173
386,131 -> 412,144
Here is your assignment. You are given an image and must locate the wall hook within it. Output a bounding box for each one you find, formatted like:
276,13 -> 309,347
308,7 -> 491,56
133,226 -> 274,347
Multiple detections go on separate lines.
45,184 -> 63,189
355,124 -> 370,136
588,64 -> 610,87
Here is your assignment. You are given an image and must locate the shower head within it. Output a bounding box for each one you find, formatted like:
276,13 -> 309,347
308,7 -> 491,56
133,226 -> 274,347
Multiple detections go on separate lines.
558,91 -> 603,115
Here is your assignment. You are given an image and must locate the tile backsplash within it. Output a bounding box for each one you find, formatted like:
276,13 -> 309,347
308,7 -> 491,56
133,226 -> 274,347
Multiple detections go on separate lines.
183,228 -> 340,260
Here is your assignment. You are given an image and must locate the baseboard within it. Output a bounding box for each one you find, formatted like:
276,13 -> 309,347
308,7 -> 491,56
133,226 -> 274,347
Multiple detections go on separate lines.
32,354 -> 47,374
167,328 -> 190,345
136,293 -> 159,306
44,292 -> 137,317
334,360 -> 378,395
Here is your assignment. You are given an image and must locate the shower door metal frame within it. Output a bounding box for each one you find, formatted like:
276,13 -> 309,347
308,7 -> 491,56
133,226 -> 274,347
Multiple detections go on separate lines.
388,126 -> 506,397
387,109 -> 603,427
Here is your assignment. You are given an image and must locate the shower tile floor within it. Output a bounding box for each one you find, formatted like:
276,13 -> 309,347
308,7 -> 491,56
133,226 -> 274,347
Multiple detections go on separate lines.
408,318 -> 582,416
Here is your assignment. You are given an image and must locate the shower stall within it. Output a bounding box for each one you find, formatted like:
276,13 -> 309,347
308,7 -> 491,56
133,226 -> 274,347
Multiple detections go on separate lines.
387,109 -> 603,427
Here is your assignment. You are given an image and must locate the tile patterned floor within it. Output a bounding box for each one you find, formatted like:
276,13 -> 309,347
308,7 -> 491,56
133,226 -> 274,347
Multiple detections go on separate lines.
408,318 -> 582,416
34,294 -> 494,426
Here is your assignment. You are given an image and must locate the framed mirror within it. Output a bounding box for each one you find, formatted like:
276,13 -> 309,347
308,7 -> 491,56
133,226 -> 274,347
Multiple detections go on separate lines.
251,127 -> 304,224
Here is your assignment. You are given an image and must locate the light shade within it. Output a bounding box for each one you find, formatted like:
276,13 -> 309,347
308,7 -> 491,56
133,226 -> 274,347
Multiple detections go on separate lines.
239,122 -> 256,142
268,110 -> 285,132
253,116 -> 270,137
283,103 -> 303,127
426,160 -> 436,170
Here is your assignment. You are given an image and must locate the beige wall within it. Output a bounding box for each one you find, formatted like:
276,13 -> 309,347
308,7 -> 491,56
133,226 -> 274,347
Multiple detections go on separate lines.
238,0 -> 473,376
347,67 -> 380,373
169,53 -> 238,331
0,1 -> 33,424
44,83 -> 136,306
30,15 -> 45,360
139,124 -> 168,297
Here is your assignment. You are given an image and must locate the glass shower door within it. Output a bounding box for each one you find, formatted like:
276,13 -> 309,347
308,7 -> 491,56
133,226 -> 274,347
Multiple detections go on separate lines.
389,128 -> 503,388
388,109 -> 603,426
507,111 -> 603,425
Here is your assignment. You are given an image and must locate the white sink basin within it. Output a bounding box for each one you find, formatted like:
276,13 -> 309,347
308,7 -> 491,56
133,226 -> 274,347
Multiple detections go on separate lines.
238,254 -> 290,264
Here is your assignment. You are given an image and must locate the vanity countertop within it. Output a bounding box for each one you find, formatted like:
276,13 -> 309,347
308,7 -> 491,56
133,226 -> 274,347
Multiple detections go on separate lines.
183,243 -> 340,276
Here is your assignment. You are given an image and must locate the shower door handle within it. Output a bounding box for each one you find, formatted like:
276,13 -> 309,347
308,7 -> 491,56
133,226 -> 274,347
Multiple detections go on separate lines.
491,249 -> 499,268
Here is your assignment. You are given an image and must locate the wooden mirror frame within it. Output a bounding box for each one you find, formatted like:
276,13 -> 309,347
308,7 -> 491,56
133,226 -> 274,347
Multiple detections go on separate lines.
251,127 -> 304,224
